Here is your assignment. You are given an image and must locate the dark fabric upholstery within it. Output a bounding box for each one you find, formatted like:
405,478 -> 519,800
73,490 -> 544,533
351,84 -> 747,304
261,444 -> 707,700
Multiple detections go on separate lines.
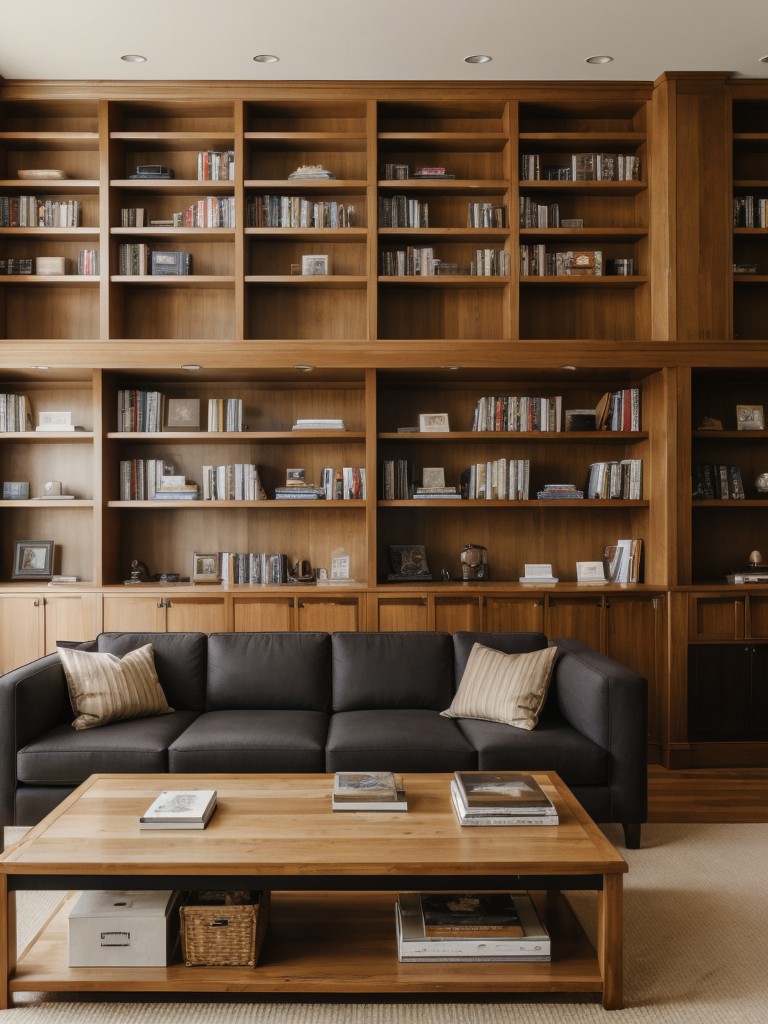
326,709 -> 477,773
15,786 -> 78,829
206,632 -> 330,712
453,717 -> 609,783
96,632 -> 208,712
17,710 -> 199,784
452,631 -> 548,684
332,632 -> 454,711
169,709 -> 328,772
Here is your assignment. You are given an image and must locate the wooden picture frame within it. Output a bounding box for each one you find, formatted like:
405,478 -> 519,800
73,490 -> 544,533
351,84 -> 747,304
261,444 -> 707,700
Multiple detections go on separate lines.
165,398 -> 200,431
192,552 -> 219,583
301,254 -> 329,276
736,404 -> 764,431
13,540 -> 54,580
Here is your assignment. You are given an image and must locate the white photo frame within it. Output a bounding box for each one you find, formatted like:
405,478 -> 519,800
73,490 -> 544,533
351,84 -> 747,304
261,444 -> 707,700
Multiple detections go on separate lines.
301,254 -> 329,276
418,412 -> 450,433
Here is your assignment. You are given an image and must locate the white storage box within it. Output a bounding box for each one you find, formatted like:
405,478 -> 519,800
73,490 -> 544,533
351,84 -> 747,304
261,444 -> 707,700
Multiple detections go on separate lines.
68,889 -> 181,967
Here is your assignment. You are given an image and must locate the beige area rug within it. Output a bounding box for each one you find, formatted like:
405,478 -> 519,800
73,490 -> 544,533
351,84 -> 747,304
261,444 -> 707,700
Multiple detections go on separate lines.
2,823 -> 767,1023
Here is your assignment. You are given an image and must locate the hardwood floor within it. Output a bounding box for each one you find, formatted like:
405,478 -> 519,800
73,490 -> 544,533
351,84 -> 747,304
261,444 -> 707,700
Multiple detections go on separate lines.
648,766 -> 768,822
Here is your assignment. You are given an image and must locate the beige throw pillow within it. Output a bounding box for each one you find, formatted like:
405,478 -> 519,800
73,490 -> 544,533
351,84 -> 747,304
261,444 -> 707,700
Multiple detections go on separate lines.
441,643 -> 558,731
58,643 -> 173,731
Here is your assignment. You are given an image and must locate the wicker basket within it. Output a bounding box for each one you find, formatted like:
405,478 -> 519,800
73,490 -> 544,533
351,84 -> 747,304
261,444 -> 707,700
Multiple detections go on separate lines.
180,890 -> 270,967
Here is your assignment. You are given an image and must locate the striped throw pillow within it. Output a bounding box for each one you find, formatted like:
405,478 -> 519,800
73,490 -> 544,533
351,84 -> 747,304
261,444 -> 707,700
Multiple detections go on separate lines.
441,643 -> 558,731
58,643 -> 173,731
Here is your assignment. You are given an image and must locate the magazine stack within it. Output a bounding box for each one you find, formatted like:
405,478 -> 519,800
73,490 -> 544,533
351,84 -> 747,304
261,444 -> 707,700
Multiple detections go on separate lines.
450,771 -> 559,826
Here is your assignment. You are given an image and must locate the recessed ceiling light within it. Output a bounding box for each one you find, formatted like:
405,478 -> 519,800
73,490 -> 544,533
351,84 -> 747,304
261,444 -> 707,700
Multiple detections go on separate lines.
253,54 -> 279,64
465,55 -> 492,64
120,54 -> 147,63
441,365 -> 461,371
293,364 -> 315,373
560,365 -> 578,371
180,364 -> 201,371
585,55 -> 613,65
30,365 -> 49,370
760,54 -> 768,63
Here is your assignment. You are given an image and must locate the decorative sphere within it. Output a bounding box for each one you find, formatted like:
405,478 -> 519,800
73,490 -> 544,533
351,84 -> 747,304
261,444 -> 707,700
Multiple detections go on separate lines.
749,550 -> 764,566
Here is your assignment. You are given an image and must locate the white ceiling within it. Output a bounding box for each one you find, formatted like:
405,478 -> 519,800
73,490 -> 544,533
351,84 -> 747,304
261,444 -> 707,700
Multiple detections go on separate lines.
2,0 -> 768,83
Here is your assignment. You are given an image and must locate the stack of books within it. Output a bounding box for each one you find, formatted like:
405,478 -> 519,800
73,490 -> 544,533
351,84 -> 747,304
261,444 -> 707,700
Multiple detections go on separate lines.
450,771 -> 559,826
331,771 -> 407,812
395,891 -> 550,962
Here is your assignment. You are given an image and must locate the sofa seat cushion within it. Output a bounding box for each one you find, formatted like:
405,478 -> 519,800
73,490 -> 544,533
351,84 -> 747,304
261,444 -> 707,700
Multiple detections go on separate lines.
17,710 -> 199,785
168,710 -> 328,773
326,709 -> 477,773
455,717 -> 609,785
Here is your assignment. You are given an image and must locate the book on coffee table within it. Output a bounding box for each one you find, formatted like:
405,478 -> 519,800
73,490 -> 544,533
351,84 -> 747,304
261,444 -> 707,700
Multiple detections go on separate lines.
451,771 -> 558,825
139,789 -> 217,829
332,772 -> 408,811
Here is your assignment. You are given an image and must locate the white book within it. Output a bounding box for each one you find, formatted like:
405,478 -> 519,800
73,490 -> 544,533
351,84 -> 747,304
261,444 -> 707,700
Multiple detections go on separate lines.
139,789 -> 217,829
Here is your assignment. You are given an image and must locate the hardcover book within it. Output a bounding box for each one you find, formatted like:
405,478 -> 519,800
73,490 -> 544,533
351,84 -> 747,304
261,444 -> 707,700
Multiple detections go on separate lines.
139,789 -> 217,829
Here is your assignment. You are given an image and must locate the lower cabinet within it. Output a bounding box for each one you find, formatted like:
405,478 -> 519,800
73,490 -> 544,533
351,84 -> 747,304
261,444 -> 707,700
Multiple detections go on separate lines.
102,594 -> 227,633
0,593 -> 100,674
232,594 -> 365,632
688,643 -> 768,742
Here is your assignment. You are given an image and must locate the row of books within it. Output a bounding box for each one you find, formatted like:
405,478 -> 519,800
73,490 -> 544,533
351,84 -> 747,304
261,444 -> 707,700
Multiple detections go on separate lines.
201,463 -> 266,501
77,249 -> 99,275
207,397 -> 243,432
519,198 -> 562,228
462,459 -> 531,500
180,196 -> 235,228
0,393 -> 32,432
467,202 -> 507,228
693,463 -> 745,500
472,394 -> 563,432
378,195 -> 429,228
520,245 -> 604,277
0,196 -> 81,227
218,550 -> 290,584
520,152 -> 641,181
245,195 -> 355,228
117,389 -> 165,432
535,483 -> 584,500
381,458 -> 412,500
586,459 -> 643,500
197,150 -> 234,181
274,466 -> 367,501
470,248 -> 510,276
733,195 -> 768,228
599,387 -> 641,432
604,538 -> 644,583
119,459 -> 173,501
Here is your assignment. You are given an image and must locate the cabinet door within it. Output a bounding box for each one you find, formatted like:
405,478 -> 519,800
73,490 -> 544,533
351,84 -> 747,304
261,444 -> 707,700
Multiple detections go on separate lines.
103,594 -> 166,632
297,597 -> 361,632
43,593 -> 101,652
688,644 -> 752,741
164,596 -> 228,633
688,595 -> 745,641
369,596 -> 428,632
546,597 -> 602,650
433,596 -> 482,633
0,595 -> 45,673
232,597 -> 295,632
747,595 -> 768,639
484,596 -> 545,633
605,595 -> 664,747
750,645 -> 768,740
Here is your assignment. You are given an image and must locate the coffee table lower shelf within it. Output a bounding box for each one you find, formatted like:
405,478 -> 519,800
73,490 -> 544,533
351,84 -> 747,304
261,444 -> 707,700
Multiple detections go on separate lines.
13,890 -> 603,999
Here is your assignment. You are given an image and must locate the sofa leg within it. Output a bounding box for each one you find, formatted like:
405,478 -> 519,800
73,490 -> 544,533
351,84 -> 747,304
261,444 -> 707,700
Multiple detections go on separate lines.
623,823 -> 641,849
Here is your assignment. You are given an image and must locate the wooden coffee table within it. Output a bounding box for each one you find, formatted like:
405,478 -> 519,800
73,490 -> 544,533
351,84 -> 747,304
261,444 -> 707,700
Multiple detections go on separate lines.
0,772 -> 627,1009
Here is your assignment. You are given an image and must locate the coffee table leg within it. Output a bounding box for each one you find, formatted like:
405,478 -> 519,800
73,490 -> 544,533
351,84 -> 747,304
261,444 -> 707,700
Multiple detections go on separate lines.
597,873 -> 623,1010
0,875 -> 16,1009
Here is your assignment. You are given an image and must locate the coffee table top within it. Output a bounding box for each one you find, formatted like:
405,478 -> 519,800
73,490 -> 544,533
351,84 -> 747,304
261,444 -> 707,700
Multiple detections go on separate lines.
1,772 -> 626,879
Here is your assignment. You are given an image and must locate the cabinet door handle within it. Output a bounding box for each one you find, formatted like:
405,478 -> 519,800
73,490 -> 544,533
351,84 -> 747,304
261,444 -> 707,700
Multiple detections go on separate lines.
166,600 -> 172,609
157,599 -> 164,608
33,599 -> 40,607
298,601 -> 304,608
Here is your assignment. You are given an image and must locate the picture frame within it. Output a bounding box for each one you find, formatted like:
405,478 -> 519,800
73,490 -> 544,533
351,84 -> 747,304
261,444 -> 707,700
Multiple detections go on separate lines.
418,412 -> 450,433
3,481 -> 30,500
301,254 -> 329,276
736,404 -> 765,431
388,543 -> 431,578
13,539 -> 54,580
165,397 -> 200,431
192,552 -> 219,583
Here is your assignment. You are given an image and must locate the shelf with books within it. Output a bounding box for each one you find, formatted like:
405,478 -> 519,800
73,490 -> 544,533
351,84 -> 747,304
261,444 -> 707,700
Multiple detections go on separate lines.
731,101 -> 768,337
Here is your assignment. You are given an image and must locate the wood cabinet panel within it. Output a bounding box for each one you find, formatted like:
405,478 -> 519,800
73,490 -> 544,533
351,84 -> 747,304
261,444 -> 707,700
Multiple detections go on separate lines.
0,595 -> 44,674
689,595 -> 746,641
368,596 -> 428,631
546,596 -> 602,650
484,596 -> 545,633
102,594 -> 165,632
433,596 -> 482,633
296,597 -> 361,632
232,596 -> 295,632
164,595 -> 227,632
42,593 -> 101,652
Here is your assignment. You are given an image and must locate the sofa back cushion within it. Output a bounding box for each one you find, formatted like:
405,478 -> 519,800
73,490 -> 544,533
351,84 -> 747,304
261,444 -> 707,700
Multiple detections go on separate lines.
206,632 -> 331,712
96,632 -> 208,711
332,632 -> 454,712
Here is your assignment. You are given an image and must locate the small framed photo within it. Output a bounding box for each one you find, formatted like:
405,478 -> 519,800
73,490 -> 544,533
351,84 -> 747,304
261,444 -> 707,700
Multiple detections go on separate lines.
736,404 -> 765,431
418,412 -> 450,433
3,481 -> 30,500
301,254 -> 329,276
13,540 -> 54,580
576,560 -> 608,584
330,547 -> 351,581
192,552 -> 219,583
286,467 -> 306,487
165,398 -> 200,431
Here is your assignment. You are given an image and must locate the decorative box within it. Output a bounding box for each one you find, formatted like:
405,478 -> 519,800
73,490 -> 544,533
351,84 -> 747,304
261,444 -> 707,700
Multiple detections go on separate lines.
68,889 -> 181,967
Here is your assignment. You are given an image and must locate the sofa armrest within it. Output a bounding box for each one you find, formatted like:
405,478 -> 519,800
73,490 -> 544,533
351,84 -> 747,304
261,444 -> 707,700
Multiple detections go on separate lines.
0,654 -> 72,829
550,637 -> 648,826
